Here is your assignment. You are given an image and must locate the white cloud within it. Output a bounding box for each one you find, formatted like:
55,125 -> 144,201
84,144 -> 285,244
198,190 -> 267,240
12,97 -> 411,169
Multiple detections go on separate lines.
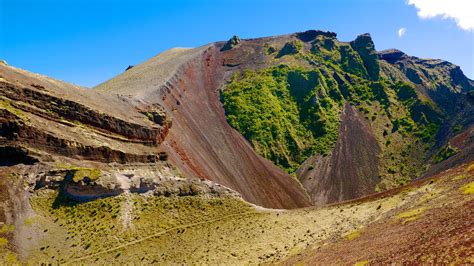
408,0 -> 474,31
398,27 -> 407,37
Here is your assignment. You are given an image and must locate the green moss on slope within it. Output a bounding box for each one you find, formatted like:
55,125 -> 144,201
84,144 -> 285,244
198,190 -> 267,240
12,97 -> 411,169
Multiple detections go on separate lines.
221,65 -> 342,173
221,35 -> 452,187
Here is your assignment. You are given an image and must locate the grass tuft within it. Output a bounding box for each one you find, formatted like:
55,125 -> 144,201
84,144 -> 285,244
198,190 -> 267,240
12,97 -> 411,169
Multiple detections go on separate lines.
460,182 -> 474,195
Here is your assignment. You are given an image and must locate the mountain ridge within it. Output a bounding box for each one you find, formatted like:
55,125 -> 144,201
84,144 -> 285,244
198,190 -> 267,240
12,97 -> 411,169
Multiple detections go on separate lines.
2,29 -> 473,207
0,29 -> 473,264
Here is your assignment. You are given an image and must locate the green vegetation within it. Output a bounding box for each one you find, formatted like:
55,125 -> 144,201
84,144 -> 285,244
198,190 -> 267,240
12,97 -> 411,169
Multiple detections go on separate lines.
222,65 -> 341,173
395,207 -> 427,224
277,40 -> 303,58
70,168 -> 102,182
392,82 -> 442,142
453,124 -> 463,133
54,164 -> 102,182
221,48 -> 444,178
355,260 -> 370,266
345,230 -> 361,240
0,237 -> 8,246
433,144 -> 459,163
0,97 -> 26,119
30,190 -> 254,263
460,182 -> 474,195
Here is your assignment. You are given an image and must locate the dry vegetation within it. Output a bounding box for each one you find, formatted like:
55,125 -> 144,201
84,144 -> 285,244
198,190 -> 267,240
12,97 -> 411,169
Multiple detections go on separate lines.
2,162 -> 471,264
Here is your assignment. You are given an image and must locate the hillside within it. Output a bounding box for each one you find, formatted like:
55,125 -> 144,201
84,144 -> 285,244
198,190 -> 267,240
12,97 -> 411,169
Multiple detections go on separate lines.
1,156 -> 472,264
97,30 -> 473,205
0,30 -> 473,263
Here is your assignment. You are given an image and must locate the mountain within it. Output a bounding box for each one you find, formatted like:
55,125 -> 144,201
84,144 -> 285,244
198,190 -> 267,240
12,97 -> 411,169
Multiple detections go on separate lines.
97,30 -> 473,206
0,30 -> 473,264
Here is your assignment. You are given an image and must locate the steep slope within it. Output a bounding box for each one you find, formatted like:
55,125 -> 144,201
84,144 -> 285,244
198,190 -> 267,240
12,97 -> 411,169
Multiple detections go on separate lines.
216,30 -> 474,205
95,45 -> 311,209
297,102 -> 380,205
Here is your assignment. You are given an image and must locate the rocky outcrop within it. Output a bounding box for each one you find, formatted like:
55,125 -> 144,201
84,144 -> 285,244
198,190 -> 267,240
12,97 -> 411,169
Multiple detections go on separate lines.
221,35 -> 241,51
1,110 -> 163,164
296,30 -> 337,42
0,145 -> 38,166
378,49 -> 408,63
350,33 -> 380,80
0,81 -> 168,144
378,48 -> 473,113
30,167 -> 240,202
139,103 -> 171,128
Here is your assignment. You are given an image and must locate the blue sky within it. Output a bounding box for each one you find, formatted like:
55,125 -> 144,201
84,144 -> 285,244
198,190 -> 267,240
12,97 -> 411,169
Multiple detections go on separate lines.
1,0 -> 473,87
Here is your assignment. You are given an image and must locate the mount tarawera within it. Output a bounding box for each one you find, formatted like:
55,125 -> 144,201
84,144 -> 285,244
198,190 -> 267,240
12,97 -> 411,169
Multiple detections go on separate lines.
1,30 -> 473,264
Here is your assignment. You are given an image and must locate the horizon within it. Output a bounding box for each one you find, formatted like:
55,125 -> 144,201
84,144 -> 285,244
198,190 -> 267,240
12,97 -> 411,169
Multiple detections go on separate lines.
1,0 -> 473,87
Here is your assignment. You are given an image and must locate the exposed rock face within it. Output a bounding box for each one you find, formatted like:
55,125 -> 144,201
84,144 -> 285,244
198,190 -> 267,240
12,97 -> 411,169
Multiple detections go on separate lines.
296,30 -> 337,42
378,47 -> 474,112
139,104 -> 171,128
0,63 -> 172,165
0,81 -> 167,144
277,40 -> 302,57
297,103 -> 381,205
29,167 -> 240,202
350,33 -> 380,80
378,49 -> 408,63
0,145 -> 38,166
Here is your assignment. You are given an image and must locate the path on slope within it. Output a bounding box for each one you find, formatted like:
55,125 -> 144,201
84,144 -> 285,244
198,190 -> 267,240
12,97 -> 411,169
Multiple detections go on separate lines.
66,211 -> 257,264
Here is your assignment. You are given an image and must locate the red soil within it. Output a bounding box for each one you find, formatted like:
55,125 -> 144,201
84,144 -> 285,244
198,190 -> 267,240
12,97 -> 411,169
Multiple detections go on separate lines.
155,46 -> 311,208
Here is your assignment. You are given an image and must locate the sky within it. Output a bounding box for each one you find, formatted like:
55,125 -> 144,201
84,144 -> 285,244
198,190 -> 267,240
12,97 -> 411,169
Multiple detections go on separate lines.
0,0 -> 473,87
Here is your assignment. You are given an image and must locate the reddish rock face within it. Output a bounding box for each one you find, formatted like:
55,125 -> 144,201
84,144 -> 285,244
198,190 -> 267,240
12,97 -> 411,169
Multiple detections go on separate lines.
145,47 -> 312,209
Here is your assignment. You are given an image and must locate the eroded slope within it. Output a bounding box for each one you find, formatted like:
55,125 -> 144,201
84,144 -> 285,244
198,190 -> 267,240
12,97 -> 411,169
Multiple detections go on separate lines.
96,45 -> 311,209
218,30 -> 474,204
